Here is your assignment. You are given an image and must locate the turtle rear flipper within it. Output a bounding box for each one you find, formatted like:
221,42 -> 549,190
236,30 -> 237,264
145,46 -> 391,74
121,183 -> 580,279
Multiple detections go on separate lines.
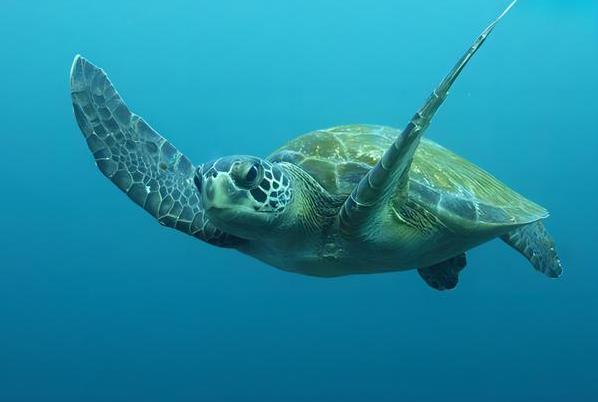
501,221 -> 563,278
418,254 -> 467,291
70,55 -> 240,247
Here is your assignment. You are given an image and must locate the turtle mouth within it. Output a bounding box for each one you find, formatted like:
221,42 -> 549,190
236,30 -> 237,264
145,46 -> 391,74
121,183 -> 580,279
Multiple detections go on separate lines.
201,173 -> 232,201
207,204 -> 270,215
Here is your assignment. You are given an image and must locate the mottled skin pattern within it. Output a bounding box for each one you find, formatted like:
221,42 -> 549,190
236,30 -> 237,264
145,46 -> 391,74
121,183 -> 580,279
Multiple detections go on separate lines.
70,0 -> 563,289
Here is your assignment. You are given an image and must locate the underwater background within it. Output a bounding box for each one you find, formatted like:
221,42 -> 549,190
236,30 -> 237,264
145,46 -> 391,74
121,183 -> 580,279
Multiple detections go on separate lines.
1,0 -> 597,401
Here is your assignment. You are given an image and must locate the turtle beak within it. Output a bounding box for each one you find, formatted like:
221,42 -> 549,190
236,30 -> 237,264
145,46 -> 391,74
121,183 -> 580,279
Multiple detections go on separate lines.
201,172 -> 239,211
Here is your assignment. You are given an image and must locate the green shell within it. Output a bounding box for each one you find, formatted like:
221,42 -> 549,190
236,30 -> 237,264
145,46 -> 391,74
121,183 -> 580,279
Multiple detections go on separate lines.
268,124 -> 548,227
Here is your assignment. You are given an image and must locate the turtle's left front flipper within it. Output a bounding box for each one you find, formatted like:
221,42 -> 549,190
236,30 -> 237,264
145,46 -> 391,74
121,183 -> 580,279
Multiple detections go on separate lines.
339,1 -> 518,235
70,56 -> 239,247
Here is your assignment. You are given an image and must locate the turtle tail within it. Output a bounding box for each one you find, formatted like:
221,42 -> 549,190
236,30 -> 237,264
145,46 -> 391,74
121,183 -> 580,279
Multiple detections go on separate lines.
501,220 -> 563,278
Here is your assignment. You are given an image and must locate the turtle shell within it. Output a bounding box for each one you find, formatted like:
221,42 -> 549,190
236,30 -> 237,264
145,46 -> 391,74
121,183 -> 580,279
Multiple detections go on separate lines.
268,124 -> 548,227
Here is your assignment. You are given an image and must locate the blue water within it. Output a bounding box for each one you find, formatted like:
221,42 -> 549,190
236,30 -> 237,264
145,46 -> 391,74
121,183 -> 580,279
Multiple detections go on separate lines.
1,0 -> 597,401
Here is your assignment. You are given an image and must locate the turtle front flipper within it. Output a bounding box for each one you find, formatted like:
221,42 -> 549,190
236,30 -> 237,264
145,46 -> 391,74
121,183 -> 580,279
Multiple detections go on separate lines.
70,56 -> 240,247
339,1 -> 518,236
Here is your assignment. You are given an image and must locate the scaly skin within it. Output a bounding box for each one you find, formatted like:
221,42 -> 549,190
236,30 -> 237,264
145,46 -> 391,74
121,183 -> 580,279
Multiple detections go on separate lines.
70,55 -> 240,247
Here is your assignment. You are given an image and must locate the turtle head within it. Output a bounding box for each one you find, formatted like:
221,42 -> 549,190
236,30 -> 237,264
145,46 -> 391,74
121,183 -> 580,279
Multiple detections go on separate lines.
194,156 -> 294,239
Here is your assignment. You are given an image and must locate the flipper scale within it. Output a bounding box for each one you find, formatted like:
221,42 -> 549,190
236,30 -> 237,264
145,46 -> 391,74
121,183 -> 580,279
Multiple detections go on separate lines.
70,55 -> 239,247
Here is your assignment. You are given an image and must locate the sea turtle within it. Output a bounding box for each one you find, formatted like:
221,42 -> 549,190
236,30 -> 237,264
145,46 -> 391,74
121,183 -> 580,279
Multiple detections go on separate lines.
70,0 -> 563,290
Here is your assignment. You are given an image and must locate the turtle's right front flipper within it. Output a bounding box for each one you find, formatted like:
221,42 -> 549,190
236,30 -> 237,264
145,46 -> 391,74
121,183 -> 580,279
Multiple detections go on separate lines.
70,55 -> 240,247
339,1 -> 518,236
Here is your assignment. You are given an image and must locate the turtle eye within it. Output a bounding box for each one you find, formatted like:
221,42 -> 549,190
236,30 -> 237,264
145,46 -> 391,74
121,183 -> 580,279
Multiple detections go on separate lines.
233,162 -> 263,189
246,164 -> 259,183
